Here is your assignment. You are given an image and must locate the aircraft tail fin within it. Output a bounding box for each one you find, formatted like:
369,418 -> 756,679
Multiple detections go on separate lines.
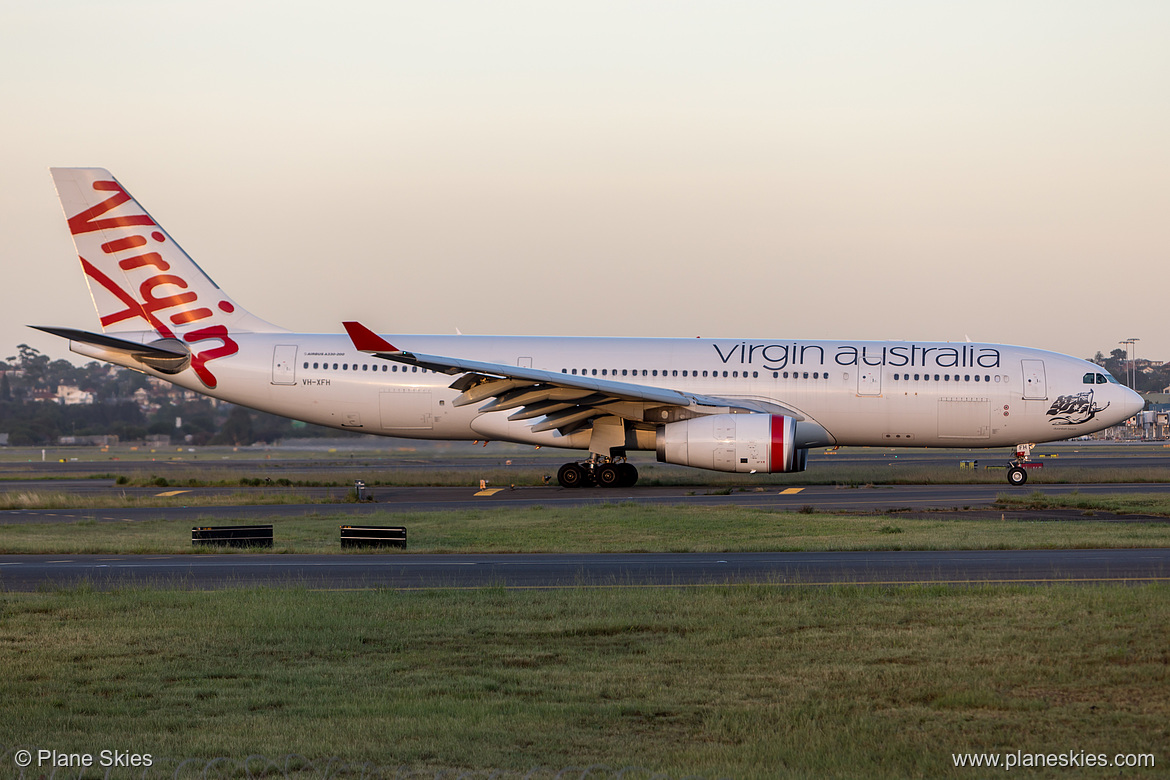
49,167 -> 285,338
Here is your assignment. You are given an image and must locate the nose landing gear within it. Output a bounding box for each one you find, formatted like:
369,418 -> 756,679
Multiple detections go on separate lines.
1006,443 -> 1035,486
556,457 -> 639,488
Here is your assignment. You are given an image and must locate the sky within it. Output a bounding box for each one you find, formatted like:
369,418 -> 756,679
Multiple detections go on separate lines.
2,1 -> 1167,365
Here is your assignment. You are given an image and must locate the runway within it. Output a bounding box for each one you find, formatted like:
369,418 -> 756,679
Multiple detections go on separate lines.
5,482 -> 1170,525
2,548 -> 1168,591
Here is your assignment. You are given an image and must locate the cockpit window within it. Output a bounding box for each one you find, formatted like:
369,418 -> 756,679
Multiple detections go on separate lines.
1098,373 -> 1117,384
1083,373 -> 1095,384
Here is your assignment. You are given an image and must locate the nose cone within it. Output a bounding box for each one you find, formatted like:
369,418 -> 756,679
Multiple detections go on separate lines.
1120,386 -> 1145,421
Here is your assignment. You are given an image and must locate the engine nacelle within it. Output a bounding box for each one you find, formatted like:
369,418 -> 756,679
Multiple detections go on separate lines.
656,413 -> 807,473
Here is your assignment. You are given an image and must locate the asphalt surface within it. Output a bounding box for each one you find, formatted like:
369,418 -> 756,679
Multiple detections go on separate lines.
4,443 -> 1169,592
5,482 -> 1170,525
2,548 -> 1167,592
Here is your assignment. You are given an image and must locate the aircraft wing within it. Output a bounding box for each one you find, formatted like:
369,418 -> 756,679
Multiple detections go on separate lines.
343,322 -> 801,434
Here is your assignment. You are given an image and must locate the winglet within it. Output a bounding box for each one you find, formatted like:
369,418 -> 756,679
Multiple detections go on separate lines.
343,321 -> 398,353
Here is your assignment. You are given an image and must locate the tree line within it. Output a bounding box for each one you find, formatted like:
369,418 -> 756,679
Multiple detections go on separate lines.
0,344 -> 344,446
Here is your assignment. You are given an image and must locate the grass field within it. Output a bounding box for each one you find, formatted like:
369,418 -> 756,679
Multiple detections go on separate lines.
1,583 -> 1165,779
4,445 -> 1167,777
2,502 -> 1170,556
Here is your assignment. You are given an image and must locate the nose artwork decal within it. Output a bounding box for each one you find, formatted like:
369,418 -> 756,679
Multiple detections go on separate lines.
1046,390 -> 1109,426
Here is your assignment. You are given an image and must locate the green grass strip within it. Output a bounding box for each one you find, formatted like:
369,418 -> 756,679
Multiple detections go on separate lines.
2,503 -> 1170,555
1,584 -> 1165,779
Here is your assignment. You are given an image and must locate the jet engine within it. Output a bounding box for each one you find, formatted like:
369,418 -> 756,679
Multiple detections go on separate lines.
656,413 -> 807,473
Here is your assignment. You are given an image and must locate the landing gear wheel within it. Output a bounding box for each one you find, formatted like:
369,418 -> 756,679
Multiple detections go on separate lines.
1007,466 -> 1028,486
619,463 -> 639,487
596,463 -> 622,487
557,462 -> 587,488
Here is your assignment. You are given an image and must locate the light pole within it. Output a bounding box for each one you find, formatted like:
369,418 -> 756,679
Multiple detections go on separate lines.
1119,338 -> 1140,389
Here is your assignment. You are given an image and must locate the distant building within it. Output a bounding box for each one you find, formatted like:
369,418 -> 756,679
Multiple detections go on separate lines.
57,385 -> 94,405
57,435 -> 119,446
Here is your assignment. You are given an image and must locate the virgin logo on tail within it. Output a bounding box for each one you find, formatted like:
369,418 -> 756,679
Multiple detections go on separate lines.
69,179 -> 238,389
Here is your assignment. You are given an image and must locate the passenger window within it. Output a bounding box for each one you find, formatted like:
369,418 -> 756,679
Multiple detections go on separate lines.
653,370 -> 658,377
332,363 -> 338,370
703,371 -> 709,377
591,369 -> 597,376
572,369 -> 577,375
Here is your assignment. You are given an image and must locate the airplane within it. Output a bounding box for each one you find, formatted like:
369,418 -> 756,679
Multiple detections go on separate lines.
35,167 -> 1144,488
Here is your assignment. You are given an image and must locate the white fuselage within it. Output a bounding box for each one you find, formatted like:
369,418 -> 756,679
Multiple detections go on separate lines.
75,333 -> 1141,451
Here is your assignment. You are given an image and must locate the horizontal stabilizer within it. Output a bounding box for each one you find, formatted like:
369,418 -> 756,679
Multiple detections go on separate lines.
31,325 -> 191,374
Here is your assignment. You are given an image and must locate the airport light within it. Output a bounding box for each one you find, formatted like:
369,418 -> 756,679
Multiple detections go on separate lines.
1119,338 -> 1141,389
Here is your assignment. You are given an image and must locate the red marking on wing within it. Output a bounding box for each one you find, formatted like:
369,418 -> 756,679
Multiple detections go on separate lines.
343,321 -> 398,352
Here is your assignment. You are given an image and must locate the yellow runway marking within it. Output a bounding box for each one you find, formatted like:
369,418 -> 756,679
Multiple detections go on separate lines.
474,489 -> 504,497
780,488 -> 805,495
155,490 -> 191,497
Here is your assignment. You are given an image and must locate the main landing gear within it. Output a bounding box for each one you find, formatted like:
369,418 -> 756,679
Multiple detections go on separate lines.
1006,443 -> 1034,486
557,457 -> 639,488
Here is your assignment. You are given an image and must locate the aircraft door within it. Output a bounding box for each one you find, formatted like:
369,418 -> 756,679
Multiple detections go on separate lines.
857,368 -> 882,396
380,389 -> 434,430
272,345 -> 298,385
1021,359 -> 1047,399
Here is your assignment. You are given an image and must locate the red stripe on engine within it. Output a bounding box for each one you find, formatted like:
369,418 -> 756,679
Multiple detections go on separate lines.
770,415 -> 786,473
